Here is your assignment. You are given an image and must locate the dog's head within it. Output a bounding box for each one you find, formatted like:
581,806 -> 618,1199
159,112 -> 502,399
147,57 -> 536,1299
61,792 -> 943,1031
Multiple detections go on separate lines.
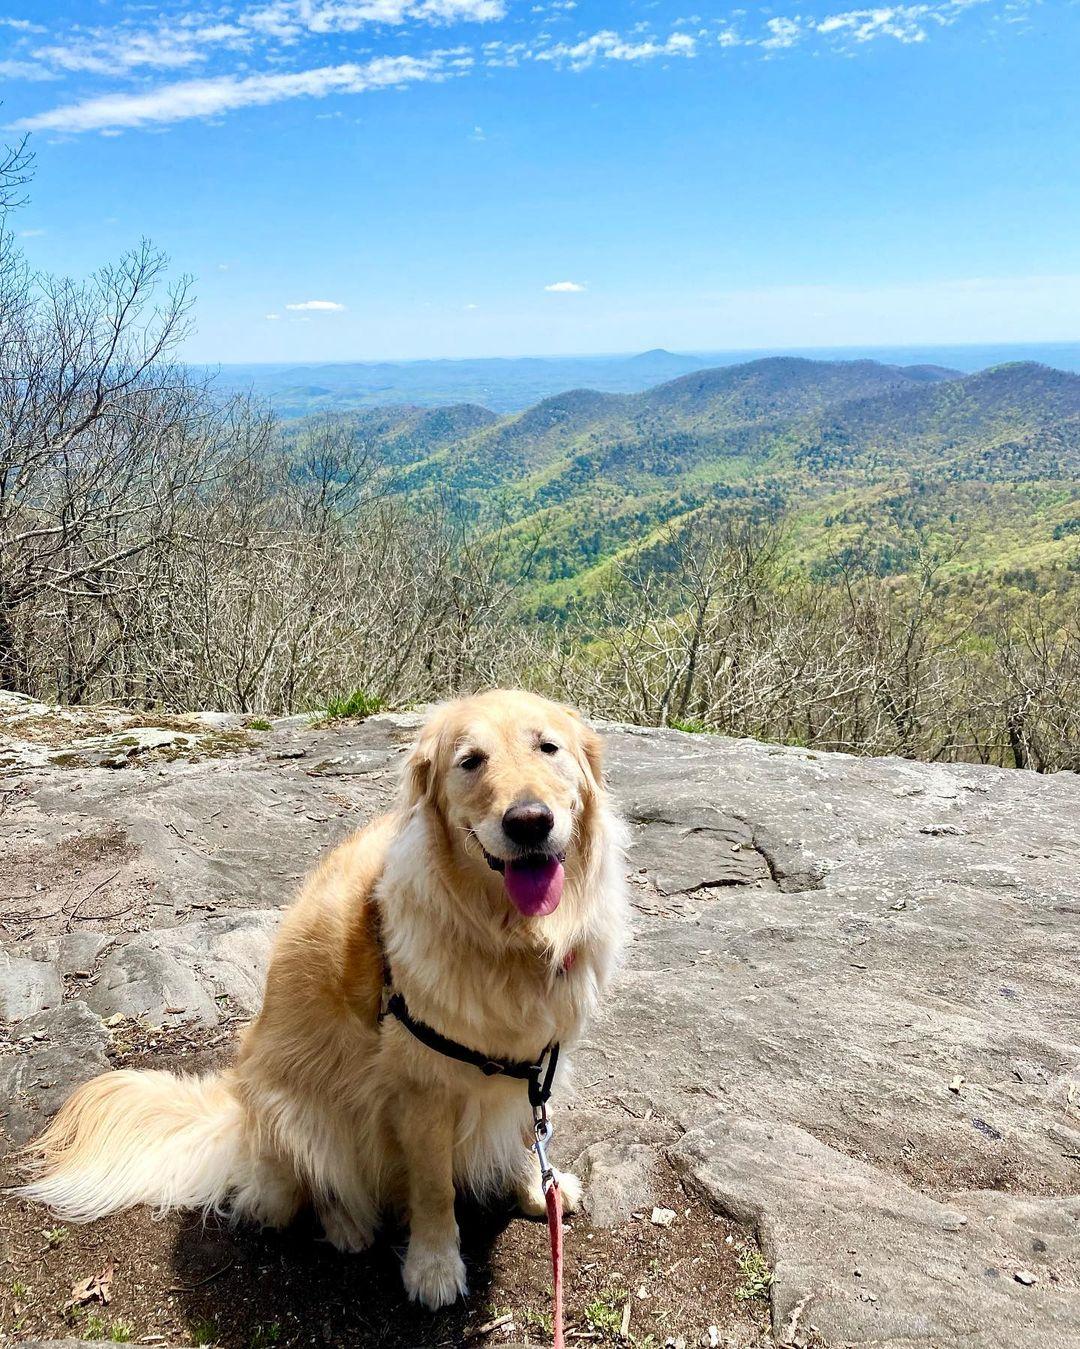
401,689 -> 605,918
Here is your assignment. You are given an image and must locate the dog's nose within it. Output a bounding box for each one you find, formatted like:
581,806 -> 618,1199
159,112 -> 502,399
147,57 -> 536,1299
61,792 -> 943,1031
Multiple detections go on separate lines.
502,801 -> 554,848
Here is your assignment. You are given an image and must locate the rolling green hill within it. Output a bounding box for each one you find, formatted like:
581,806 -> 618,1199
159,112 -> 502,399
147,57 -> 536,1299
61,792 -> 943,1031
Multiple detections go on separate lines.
318,356 -> 1080,609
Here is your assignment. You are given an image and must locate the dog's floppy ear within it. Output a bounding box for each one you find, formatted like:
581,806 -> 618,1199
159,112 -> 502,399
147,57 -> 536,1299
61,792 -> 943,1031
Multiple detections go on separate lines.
578,722 -> 605,792
564,706 -> 605,794
400,718 -> 444,810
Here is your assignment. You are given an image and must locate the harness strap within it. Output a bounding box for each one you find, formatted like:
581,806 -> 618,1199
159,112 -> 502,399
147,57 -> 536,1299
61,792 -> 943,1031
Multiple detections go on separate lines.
384,992 -> 560,1103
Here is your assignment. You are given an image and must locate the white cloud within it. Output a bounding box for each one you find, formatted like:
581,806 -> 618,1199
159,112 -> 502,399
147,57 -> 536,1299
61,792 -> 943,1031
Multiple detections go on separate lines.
464,302 -> 479,309
265,312 -> 281,320
815,6 -> 934,43
17,228 -> 46,238
0,58 -> 56,81
545,280 -> 585,292
242,0 -> 504,37
8,56 -> 445,133
31,19 -> 254,77
762,0 -> 986,50
285,299 -> 347,311
0,17 -> 46,33
761,17 -> 802,48
536,28 -> 697,69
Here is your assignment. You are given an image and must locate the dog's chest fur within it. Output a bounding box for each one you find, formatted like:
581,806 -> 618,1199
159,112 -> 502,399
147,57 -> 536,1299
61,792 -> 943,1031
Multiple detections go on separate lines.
377,811 -> 619,1064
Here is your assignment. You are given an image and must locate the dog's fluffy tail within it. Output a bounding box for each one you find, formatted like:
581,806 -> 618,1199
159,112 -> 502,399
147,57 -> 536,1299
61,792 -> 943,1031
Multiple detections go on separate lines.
17,1069 -> 249,1223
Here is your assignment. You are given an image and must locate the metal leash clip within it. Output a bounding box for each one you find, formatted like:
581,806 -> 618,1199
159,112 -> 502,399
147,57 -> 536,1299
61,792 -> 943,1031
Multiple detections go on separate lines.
533,1113 -> 555,1194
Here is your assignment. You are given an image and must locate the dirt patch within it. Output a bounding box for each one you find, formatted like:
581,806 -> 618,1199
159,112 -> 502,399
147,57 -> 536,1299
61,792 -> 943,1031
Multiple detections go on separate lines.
0,1157 -> 771,1349
105,1015 -> 246,1074
0,826 -> 149,942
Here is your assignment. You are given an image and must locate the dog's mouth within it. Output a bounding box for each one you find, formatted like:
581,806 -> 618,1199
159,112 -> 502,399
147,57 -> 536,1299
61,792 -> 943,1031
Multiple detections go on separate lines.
477,841 -> 566,918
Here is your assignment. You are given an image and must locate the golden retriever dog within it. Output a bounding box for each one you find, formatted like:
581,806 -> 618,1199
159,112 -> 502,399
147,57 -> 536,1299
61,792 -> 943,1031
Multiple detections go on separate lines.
19,690 -> 628,1309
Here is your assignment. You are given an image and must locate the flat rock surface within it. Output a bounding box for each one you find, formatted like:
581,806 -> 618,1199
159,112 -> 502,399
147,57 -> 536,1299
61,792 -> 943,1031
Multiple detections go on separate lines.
1,692 -> 1078,1348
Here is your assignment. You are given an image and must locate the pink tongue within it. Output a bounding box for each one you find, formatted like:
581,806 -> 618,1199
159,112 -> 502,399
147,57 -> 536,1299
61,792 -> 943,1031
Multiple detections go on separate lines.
504,857 -> 564,917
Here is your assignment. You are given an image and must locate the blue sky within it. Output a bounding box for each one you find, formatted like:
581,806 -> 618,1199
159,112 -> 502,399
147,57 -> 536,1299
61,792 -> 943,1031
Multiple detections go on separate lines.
2,0 -> 1078,361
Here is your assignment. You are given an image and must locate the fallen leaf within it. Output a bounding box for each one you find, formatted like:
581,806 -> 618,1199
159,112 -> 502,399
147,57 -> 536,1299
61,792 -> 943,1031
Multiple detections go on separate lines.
67,1261 -> 114,1309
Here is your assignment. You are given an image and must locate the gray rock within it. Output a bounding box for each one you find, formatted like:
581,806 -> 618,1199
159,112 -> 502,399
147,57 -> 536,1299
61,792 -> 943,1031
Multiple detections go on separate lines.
579,1140 -> 660,1227
1,1001 -> 111,1147
3,704 -> 1080,1346
627,816 -> 771,894
15,1342 -> 140,1349
26,931 -> 113,976
673,1115 -> 1080,1347
87,910 -> 281,1026
0,952 -> 62,1021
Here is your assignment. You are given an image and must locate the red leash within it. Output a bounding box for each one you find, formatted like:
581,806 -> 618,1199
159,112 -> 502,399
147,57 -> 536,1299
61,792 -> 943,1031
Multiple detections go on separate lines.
544,1176 -> 565,1349
534,1115 -> 565,1349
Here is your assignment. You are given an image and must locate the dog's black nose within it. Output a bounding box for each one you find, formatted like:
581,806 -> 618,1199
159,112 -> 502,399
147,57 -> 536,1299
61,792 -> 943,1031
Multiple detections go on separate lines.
502,801 -> 554,847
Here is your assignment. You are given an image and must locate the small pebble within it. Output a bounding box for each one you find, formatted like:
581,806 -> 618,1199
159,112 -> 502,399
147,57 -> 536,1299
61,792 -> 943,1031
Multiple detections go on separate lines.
1015,1270 -> 1037,1286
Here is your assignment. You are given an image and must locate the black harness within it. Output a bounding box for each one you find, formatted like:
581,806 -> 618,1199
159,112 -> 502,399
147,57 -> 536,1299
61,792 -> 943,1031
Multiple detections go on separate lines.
383,992 -> 560,1112
373,903 -> 561,1114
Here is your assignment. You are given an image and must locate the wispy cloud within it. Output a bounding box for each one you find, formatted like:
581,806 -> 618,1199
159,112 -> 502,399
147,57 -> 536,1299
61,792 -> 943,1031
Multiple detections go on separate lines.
10,0 -> 502,85
0,17 -> 46,33
759,0 -> 994,51
0,58 -> 57,82
545,280 -> 586,292
244,0 -> 504,37
536,29 -> 696,69
8,57 -> 446,133
815,6 -> 935,43
17,228 -> 46,238
285,299 -> 347,310
2,0 -> 1025,136
32,28 -> 245,77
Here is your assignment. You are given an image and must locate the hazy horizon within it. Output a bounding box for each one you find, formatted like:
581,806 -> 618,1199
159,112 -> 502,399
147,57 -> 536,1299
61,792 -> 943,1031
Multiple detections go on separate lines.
206,339 -> 1080,372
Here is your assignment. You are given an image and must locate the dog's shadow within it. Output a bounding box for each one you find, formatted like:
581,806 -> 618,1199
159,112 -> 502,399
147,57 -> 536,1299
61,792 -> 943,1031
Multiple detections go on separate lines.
169,1200 -> 535,1349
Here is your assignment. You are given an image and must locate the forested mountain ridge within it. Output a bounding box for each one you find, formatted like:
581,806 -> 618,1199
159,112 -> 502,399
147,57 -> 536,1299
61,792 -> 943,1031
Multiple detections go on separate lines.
379,357 -> 962,492
306,356 -> 1080,608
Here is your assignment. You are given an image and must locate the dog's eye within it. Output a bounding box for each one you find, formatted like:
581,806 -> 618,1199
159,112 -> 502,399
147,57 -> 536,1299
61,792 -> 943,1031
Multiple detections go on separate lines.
459,753 -> 486,772
539,741 -> 559,755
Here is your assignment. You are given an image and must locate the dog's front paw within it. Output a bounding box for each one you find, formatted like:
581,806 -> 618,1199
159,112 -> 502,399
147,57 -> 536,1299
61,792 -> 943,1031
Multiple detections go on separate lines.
403,1239 -> 468,1310
517,1168 -> 583,1217
556,1169 -> 582,1214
